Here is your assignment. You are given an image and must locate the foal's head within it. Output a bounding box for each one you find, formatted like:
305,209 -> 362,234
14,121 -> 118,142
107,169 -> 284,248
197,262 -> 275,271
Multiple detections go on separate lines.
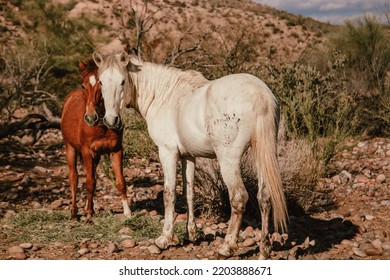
79,59 -> 103,126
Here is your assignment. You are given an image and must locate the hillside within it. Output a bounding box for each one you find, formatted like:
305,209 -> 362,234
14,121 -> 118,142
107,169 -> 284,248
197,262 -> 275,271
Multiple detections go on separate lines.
1,0 -> 334,64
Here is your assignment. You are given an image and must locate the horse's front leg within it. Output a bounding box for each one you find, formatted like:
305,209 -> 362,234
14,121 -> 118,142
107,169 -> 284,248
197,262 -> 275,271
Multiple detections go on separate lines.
155,147 -> 179,250
65,143 -> 78,219
110,149 -> 132,218
181,157 -> 196,242
82,150 -> 99,222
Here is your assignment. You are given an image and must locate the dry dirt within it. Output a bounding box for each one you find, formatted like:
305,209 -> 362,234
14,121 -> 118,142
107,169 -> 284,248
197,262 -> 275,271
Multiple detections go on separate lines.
0,131 -> 389,260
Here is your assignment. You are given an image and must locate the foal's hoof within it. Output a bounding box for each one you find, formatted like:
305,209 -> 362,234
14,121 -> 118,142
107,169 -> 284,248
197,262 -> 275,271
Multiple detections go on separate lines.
218,244 -> 234,258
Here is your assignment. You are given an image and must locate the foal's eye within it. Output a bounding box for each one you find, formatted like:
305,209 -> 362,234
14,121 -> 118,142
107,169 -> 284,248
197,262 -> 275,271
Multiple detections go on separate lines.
120,80 -> 125,86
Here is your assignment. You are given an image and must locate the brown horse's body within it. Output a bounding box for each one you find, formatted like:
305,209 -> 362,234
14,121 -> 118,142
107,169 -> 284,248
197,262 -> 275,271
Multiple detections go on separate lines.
61,60 -> 131,221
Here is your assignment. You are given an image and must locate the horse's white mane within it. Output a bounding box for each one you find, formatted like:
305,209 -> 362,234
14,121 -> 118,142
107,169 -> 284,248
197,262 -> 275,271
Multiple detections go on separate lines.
129,58 -> 209,116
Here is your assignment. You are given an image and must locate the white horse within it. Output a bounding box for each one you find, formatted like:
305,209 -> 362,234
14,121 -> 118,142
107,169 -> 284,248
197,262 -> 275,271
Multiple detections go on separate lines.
93,51 -> 288,259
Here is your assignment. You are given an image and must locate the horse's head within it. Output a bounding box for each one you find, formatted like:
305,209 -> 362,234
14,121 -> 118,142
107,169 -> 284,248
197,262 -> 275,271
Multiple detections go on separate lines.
79,59 -> 103,127
92,51 -> 130,130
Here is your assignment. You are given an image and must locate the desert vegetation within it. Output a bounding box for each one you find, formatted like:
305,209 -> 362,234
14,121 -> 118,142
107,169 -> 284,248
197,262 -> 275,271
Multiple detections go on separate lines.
1,0 -> 389,221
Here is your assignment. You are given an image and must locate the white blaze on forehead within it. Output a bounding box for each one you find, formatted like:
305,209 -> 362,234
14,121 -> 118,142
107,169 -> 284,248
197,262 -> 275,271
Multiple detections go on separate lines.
89,75 -> 97,86
100,67 -> 125,117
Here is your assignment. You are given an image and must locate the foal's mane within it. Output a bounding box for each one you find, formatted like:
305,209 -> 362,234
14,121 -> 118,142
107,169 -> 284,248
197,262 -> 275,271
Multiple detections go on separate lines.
81,59 -> 98,77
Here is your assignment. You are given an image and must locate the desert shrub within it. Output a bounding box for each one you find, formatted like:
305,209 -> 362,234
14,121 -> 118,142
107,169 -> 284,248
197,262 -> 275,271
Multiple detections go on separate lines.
194,120 -> 322,218
262,53 -> 359,142
332,16 -> 390,89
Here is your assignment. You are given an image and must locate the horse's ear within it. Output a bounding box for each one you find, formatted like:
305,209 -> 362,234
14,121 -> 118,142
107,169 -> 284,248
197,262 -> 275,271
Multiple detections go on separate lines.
78,59 -> 86,72
93,52 -> 103,67
119,51 -> 130,67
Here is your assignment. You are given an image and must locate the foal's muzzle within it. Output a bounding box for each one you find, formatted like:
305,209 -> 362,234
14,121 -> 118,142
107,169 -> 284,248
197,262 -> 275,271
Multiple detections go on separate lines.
84,113 -> 99,126
103,115 -> 122,130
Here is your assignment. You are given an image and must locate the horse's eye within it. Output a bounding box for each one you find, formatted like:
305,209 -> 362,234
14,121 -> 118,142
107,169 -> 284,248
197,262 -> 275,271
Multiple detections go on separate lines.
120,80 -> 125,86
99,81 -> 102,85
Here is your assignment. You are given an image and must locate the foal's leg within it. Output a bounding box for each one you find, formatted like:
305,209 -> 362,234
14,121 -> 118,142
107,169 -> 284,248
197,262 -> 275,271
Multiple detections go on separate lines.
82,150 -> 98,222
155,147 -> 179,249
65,143 -> 78,219
218,157 -> 248,257
181,157 -> 196,242
257,175 -> 272,260
110,150 -> 132,218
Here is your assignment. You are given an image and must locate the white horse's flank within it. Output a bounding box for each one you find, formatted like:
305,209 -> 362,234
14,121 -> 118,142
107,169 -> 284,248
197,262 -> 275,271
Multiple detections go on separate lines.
93,51 -> 288,259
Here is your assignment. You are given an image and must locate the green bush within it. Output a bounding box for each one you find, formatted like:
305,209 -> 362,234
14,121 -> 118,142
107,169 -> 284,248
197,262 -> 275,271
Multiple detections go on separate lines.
262,53 -> 358,142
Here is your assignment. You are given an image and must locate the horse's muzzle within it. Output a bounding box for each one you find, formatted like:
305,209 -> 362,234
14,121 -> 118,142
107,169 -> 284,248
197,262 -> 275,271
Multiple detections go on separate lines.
103,115 -> 122,130
84,113 -> 99,126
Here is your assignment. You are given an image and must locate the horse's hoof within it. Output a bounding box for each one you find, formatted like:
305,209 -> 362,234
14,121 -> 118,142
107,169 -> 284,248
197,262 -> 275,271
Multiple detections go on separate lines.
124,211 -> 132,219
155,236 -> 169,250
218,244 -> 233,257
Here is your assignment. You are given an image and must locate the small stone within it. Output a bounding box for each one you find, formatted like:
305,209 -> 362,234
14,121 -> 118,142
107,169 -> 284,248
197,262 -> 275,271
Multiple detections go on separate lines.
106,242 -> 119,254
364,248 -> 381,256
121,239 -> 136,249
19,243 -> 33,249
149,210 -> 158,216
352,247 -> 367,257
359,242 -> 374,251
77,248 -> 90,256
376,174 -> 386,183
242,238 -> 256,247
33,166 -> 47,173
49,199 -> 63,209
218,222 -> 228,230
9,246 -> 24,254
9,246 -> 27,259
175,213 -> 187,222
355,175 -> 369,183
364,214 -> 375,221
380,200 -> 390,206
372,239 -> 382,249
381,241 -> 390,252
147,244 -> 161,254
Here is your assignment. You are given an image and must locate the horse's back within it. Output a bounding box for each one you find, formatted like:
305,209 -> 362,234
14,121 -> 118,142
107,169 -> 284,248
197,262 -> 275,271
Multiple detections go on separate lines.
175,73 -> 276,157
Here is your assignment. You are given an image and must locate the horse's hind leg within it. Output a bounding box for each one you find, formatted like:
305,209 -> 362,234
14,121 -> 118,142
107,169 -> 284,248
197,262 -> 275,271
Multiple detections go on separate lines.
257,175 -> 272,259
65,143 -> 78,219
218,157 -> 248,257
181,157 -> 196,242
110,150 -> 131,218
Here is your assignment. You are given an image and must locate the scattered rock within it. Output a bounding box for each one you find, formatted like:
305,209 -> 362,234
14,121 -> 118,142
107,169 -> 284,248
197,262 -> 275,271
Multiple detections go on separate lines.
147,244 -> 161,254
106,242 -> 119,254
9,246 -> 27,259
33,166 -> 47,173
121,239 -> 136,249
242,238 -> 256,247
376,174 -> 386,183
49,199 -> 63,209
19,243 -> 33,249
352,247 -> 367,258
382,241 -> 390,252
77,248 -> 90,256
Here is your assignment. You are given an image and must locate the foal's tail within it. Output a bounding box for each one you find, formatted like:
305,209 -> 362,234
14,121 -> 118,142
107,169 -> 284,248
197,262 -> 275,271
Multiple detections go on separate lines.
252,95 -> 288,233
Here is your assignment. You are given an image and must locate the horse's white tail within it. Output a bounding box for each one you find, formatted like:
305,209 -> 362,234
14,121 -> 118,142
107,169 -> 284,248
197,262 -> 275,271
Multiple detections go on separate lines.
252,97 -> 288,233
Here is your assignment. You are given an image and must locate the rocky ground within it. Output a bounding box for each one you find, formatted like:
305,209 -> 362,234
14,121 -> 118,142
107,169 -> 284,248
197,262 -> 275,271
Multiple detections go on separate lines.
0,131 -> 389,260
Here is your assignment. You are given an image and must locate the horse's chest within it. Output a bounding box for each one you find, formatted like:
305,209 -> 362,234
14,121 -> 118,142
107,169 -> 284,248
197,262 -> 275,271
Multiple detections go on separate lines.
87,130 -> 121,153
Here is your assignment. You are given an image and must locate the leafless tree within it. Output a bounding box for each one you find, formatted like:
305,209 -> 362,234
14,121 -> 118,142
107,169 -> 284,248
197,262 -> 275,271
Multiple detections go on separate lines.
0,47 -> 61,141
